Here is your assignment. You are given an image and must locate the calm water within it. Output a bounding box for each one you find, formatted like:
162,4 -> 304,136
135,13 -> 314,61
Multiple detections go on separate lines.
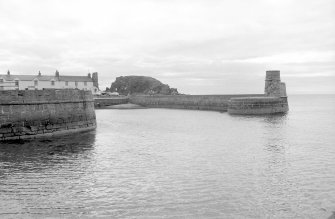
1,95 -> 335,218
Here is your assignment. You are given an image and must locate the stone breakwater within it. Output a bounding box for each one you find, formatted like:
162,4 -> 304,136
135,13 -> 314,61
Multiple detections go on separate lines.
228,97 -> 289,114
94,96 -> 129,108
0,90 -> 96,141
228,70 -> 289,114
130,94 -> 264,111
130,71 -> 288,115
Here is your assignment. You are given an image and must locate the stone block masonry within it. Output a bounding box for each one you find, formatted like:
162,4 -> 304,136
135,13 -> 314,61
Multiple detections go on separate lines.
228,70 -> 289,114
228,97 -> 288,114
130,70 -> 289,115
0,89 -> 96,141
130,94 -> 264,112
94,97 -> 129,108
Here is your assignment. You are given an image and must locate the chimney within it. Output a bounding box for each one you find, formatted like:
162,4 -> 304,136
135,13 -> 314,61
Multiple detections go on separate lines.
38,71 -> 41,76
88,73 -> 91,78
92,72 -> 99,90
7,70 -> 10,75
55,70 -> 59,77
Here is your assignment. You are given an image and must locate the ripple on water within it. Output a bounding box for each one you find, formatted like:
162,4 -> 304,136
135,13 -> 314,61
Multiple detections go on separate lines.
1,95 -> 335,218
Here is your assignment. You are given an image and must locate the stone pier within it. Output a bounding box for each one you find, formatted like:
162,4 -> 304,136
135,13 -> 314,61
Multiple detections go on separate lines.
129,70 -> 289,115
0,89 -> 96,141
227,70 -> 289,114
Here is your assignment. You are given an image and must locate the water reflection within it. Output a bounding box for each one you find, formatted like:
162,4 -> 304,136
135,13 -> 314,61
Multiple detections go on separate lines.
260,112 -> 288,166
0,130 -> 96,176
258,113 -> 298,217
0,131 -> 97,216
0,130 -> 96,157
263,113 -> 288,123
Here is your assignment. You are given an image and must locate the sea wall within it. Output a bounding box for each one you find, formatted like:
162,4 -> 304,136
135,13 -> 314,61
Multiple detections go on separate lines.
94,97 -> 129,108
228,97 -> 289,114
130,70 -> 288,115
130,94 -> 264,111
228,70 -> 289,114
0,90 -> 96,141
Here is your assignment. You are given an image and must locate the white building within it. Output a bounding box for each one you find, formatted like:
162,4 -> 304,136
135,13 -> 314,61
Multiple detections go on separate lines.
0,70 -> 99,94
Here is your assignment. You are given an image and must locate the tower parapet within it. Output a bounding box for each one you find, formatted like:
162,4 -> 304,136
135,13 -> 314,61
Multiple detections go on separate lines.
280,82 -> 287,97
264,70 -> 287,98
265,70 -> 281,97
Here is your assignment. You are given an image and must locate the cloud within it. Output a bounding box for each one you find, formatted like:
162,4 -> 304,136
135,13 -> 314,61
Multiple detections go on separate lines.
0,0 -> 334,94
233,51 -> 335,64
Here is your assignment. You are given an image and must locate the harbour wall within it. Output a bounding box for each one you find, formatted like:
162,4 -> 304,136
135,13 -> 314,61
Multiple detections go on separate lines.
228,97 -> 289,114
94,97 -> 129,108
130,94 -> 264,111
0,90 -> 96,141
228,70 -> 289,114
130,70 -> 288,114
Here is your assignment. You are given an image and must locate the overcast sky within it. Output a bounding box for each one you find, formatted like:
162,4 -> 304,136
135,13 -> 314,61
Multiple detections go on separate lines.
0,0 -> 334,94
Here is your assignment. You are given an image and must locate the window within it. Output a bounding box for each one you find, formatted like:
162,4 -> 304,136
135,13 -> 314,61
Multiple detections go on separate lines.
75,81 -> 78,87
84,81 -> 87,86
65,81 -> 68,86
0,78 -> 3,83
15,80 -> 19,86
34,80 -> 38,86
51,80 -> 55,86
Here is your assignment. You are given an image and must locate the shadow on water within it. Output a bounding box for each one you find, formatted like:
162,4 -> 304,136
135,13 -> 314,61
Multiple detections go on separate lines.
0,130 -> 96,173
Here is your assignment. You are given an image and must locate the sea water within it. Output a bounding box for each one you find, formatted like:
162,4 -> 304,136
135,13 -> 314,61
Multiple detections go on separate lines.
0,95 -> 334,218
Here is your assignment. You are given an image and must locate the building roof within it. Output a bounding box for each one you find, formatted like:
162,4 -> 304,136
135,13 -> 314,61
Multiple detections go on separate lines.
0,74 -> 93,82
59,76 -> 93,82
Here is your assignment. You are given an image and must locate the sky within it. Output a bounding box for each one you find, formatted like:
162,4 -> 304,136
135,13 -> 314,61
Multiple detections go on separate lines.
0,0 -> 334,94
